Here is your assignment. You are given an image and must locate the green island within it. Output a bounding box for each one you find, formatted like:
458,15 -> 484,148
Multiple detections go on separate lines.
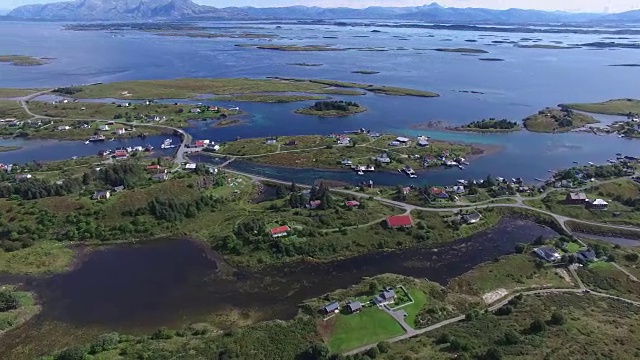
0,145 -> 21,152
523,106 -> 599,133
454,118 -> 521,132
220,133 -> 483,171
0,55 -> 50,66
563,98 -> 640,117
295,100 -> 366,117
351,70 -> 380,75
51,77 -> 437,99
433,48 -> 489,54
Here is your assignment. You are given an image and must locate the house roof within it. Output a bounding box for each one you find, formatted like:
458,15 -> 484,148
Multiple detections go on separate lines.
396,136 -> 410,142
577,249 -> 597,261
323,301 -> 339,312
270,225 -> 290,236
309,200 -> 322,207
381,289 -> 395,300
462,213 -> 481,222
535,246 -> 561,261
590,199 -> 608,205
146,164 -> 161,170
430,187 -> 446,195
345,200 -> 360,207
568,192 -> 587,200
387,214 -> 413,228
348,301 -> 362,312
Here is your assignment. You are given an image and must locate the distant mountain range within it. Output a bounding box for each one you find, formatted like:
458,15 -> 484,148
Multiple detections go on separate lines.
4,0 -> 640,23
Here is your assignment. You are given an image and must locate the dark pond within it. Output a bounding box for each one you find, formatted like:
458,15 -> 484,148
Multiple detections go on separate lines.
0,218 -> 557,358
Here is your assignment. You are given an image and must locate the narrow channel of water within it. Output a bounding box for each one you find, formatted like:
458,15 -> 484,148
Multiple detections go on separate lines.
0,218 -> 557,359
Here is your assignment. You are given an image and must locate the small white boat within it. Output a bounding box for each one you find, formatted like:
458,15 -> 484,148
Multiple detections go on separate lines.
573,161 -> 579,164
458,165 -> 465,170
409,174 -> 417,178
535,178 -> 544,181
357,170 -> 364,175
588,162 -> 594,165
85,140 -> 90,144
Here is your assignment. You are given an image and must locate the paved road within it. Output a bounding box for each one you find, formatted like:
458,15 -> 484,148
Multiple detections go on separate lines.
219,167 -> 640,241
18,89 -> 55,118
612,262 -> 639,282
381,305 -> 417,336
344,287 -> 640,355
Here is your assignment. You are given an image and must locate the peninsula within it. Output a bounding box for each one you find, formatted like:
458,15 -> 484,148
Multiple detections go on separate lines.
563,99 -> 640,117
523,107 -> 599,133
47,77 -> 439,99
295,100 -> 366,117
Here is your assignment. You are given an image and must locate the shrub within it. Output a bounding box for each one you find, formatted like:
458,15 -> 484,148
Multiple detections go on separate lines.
528,318 -> 547,334
55,346 -> 87,360
0,290 -> 19,312
365,346 -> 379,359
376,341 -> 391,353
549,311 -> 566,326
90,332 -> 120,354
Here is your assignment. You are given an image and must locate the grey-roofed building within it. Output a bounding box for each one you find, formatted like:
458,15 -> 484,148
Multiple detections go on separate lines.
565,192 -> 587,205
374,289 -> 396,305
323,301 -> 339,314
347,301 -> 362,314
462,212 -> 481,224
577,249 -> 597,263
534,246 -> 561,262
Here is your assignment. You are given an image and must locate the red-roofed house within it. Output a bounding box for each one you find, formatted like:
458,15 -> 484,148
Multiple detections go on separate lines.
270,225 -> 291,238
194,140 -> 205,148
114,149 -> 128,158
146,164 -> 161,171
386,214 -> 413,229
307,200 -> 322,209
345,200 -> 360,207
430,187 -> 449,199
401,187 -> 411,195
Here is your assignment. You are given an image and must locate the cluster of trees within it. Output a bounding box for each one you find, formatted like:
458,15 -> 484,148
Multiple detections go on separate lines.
82,162 -> 148,189
462,118 -> 519,130
147,195 -> 219,222
52,87 -> 83,95
289,182 -> 334,210
309,101 -> 360,112
0,177 -> 83,200
0,290 -> 19,312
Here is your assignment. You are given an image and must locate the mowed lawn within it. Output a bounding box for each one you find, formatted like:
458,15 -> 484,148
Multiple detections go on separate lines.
565,242 -> 582,253
327,307 -> 405,353
401,289 -> 428,328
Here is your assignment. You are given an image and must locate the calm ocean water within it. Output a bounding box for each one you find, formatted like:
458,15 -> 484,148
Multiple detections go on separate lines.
0,21 -> 638,183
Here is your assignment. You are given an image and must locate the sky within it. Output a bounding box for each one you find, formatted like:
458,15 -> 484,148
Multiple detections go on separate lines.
2,0 -> 639,13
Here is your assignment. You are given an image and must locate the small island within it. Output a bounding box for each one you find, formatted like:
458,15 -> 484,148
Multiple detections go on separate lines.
288,63 -> 323,67
433,48 -> 489,54
523,107 -> 599,133
351,70 -> 380,75
0,145 -> 21,152
516,44 -> 580,49
295,101 -> 366,117
454,118 -> 520,132
562,99 -> 640,117
478,58 -> 505,61
0,55 -> 50,66
255,45 -> 345,51
609,64 -> 640,67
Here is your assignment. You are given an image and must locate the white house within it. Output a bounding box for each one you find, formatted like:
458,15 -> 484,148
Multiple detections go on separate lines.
115,128 -> 126,135
57,125 -> 71,131
99,125 -> 110,131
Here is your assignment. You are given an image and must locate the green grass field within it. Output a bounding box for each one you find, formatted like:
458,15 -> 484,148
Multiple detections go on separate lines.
579,261 -> 640,302
0,100 -> 30,120
564,99 -> 640,116
0,88 -> 44,98
564,242 -> 582,253
402,288 -> 428,328
448,254 -> 572,296
0,241 -> 74,274
327,306 -> 405,352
